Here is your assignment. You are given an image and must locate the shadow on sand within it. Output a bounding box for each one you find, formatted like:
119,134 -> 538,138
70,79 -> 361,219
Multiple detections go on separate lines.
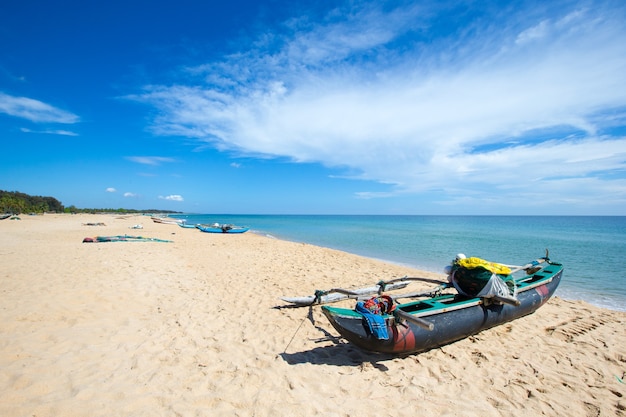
279,319 -> 400,370
276,304 -> 404,370
280,342 -> 398,371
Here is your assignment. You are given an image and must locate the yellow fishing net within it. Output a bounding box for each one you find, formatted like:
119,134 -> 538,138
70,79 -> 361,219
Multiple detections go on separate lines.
456,257 -> 512,275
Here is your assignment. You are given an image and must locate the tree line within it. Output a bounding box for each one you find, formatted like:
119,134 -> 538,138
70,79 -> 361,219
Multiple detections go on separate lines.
0,190 -> 179,215
1,190 -> 63,213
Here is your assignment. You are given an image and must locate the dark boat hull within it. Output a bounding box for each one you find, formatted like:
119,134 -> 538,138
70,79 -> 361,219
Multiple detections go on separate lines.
322,262 -> 563,355
197,225 -> 249,234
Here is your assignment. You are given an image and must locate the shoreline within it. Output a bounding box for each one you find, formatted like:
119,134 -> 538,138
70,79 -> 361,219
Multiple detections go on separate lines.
1,213 -> 624,416
248,225 -> 625,314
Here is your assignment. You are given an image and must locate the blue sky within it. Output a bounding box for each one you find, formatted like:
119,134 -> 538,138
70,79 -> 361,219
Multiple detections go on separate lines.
1,0 -> 625,215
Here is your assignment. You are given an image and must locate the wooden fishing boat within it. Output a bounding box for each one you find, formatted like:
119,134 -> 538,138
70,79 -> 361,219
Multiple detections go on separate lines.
322,257 -> 563,355
151,216 -> 183,225
197,223 -> 249,234
177,221 -> 198,229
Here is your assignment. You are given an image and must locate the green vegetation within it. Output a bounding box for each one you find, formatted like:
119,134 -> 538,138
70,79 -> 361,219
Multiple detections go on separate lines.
0,190 -> 180,215
1,190 -> 63,214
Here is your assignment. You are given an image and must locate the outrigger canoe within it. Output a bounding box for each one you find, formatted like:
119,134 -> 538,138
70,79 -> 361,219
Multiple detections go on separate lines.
322,257 -> 563,355
178,221 -> 199,229
151,216 -> 183,225
197,223 -> 249,234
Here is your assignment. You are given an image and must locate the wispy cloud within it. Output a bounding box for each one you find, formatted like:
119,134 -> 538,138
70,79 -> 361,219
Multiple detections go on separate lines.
20,127 -> 78,136
126,156 -> 177,166
159,194 -> 184,201
133,1 -> 626,211
106,187 -> 117,193
124,192 -> 138,198
0,92 -> 79,123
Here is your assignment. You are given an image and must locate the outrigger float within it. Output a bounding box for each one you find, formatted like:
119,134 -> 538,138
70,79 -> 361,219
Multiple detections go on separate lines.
279,278 -> 442,306
287,252 -> 563,355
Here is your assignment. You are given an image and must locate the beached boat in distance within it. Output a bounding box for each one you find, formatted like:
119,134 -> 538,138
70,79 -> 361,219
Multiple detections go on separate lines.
151,216 -> 183,225
197,223 -> 249,234
322,255 -> 562,355
177,221 -> 199,229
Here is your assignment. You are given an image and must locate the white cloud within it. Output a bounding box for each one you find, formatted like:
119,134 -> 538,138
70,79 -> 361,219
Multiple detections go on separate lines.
20,127 -> 79,136
126,156 -> 177,166
159,194 -> 184,201
124,192 -> 137,198
0,92 -> 79,123
106,187 -> 117,193
134,1 -> 626,210
515,19 -> 550,45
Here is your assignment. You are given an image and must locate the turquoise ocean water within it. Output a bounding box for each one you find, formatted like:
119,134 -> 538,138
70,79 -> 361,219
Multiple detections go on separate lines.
170,215 -> 626,312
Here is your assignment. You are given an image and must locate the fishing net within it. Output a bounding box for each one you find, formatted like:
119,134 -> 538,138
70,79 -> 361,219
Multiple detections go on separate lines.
450,257 -> 517,299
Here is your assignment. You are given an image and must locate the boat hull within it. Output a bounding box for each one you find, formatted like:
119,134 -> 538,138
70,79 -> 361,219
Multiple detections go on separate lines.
197,225 -> 249,234
151,217 -> 182,225
322,262 -> 563,355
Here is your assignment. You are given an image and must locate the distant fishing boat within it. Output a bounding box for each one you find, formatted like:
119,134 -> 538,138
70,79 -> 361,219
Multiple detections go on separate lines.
177,221 -> 199,229
321,254 -> 562,355
197,223 -> 249,234
151,216 -> 183,225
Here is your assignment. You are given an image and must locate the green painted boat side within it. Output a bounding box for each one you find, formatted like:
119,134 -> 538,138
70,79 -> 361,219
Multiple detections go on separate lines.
197,224 -> 249,234
322,261 -> 563,355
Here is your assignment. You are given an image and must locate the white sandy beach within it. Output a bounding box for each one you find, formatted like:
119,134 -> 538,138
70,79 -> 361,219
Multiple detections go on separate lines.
0,214 -> 624,416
